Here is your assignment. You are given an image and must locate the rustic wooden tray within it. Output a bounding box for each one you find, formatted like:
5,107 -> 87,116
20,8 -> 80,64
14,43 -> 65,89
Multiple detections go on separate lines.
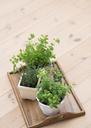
7,62 -> 85,128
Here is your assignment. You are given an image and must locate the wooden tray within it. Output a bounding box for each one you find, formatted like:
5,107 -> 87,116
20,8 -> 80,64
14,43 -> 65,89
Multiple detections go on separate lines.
7,62 -> 85,128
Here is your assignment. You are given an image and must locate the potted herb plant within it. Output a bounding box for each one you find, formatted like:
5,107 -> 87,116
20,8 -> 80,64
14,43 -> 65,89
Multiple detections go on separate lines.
36,76 -> 70,116
18,66 -> 39,100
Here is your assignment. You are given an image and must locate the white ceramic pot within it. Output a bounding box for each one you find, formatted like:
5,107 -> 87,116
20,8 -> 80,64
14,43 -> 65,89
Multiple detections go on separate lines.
37,98 -> 64,116
18,77 -> 37,100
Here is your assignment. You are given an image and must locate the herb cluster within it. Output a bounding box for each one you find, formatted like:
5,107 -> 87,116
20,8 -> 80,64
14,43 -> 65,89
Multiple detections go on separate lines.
37,66 -> 70,108
37,77 -> 70,108
37,64 -> 62,82
21,66 -> 38,88
10,34 -> 59,73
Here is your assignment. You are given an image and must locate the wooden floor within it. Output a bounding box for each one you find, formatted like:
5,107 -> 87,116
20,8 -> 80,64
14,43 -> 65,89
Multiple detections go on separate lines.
0,0 -> 91,128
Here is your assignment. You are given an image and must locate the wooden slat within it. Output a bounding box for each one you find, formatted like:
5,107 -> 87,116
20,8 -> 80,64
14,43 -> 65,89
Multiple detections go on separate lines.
65,56 -> 91,85
0,89 -> 18,118
0,0 -> 89,43
0,107 -> 25,128
0,0 -> 55,29
74,75 -> 91,104
54,22 -> 91,57
57,36 -> 91,73
0,0 -> 30,16
0,74 -> 12,96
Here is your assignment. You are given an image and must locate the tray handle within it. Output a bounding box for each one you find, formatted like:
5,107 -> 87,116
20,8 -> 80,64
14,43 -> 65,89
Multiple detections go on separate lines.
31,112 -> 85,128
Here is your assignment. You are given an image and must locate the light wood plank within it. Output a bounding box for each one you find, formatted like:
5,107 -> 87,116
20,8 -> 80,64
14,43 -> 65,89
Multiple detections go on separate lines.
0,0 -> 30,16
0,75 -> 12,97
0,0 -> 86,43
0,107 -> 25,128
57,36 -> 91,73
65,56 -> 91,85
74,75 -> 91,104
0,0 -> 54,29
0,89 -> 18,118
53,9 -> 91,56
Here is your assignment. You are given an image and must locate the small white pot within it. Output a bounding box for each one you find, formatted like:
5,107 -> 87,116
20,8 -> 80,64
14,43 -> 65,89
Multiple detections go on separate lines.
37,98 -> 64,116
18,77 -> 37,100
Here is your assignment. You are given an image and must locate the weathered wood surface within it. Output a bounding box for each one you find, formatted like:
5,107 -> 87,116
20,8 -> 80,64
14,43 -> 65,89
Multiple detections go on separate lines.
0,0 -> 91,128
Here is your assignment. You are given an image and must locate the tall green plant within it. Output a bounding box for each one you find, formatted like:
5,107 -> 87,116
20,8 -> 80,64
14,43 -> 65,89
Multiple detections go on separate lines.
10,34 -> 60,73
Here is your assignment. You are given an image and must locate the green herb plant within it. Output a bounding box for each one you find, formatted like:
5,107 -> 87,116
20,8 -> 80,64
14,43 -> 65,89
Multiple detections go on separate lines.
37,76 -> 70,108
37,64 -> 63,83
21,66 -> 38,88
10,34 -> 60,73
53,68 -> 63,82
